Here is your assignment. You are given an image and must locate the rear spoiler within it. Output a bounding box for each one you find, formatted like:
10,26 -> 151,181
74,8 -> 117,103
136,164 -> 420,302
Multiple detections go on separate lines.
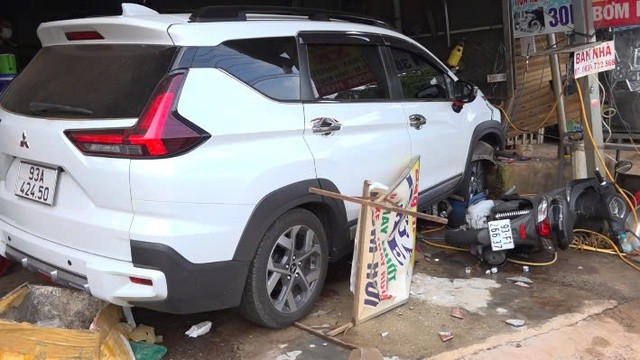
37,3 -> 188,47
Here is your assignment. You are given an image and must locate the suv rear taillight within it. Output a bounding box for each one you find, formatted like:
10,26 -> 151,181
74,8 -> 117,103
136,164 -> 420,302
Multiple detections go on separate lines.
65,71 -> 210,159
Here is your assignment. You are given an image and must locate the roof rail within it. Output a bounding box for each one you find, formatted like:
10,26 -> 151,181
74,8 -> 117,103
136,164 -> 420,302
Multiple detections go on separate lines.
189,6 -> 394,30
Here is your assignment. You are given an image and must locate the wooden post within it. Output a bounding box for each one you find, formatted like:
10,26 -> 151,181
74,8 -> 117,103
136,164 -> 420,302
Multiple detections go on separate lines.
351,181 -> 371,325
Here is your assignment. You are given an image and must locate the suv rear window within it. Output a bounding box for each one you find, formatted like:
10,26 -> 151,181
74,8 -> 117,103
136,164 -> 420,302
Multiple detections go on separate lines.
0,45 -> 177,119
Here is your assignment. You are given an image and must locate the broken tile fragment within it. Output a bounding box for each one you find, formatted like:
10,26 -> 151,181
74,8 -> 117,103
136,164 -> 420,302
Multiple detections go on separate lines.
450,307 -> 464,319
438,331 -> 454,342
507,276 -> 533,284
505,319 -> 525,327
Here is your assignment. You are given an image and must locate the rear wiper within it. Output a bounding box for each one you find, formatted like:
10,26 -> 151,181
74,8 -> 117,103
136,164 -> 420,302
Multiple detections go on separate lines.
29,102 -> 93,116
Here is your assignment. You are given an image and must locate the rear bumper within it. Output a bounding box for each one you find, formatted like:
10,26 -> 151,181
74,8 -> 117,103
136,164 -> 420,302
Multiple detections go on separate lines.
0,220 -> 168,306
130,240 -> 250,314
0,219 -> 251,314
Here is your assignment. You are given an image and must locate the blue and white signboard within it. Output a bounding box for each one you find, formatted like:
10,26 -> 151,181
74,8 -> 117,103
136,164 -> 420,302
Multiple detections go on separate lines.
512,0 -> 574,38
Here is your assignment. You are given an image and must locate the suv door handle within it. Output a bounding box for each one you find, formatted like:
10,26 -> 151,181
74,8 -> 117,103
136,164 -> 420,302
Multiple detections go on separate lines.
311,117 -> 342,135
409,114 -> 427,130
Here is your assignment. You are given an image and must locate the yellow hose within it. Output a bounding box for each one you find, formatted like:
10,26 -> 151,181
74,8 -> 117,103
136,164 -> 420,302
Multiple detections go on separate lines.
573,228 -> 640,272
575,84 -> 639,232
420,238 -> 557,266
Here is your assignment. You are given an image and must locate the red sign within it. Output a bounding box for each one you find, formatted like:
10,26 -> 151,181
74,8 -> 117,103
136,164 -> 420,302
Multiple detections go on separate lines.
593,0 -> 640,28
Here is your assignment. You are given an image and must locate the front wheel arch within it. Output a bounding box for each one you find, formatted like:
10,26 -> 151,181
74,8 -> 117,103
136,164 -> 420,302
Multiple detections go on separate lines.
455,122 -> 504,196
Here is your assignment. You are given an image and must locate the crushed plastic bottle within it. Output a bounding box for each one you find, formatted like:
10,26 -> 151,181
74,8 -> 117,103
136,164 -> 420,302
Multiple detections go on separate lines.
619,233 -> 633,253
185,321 -> 212,338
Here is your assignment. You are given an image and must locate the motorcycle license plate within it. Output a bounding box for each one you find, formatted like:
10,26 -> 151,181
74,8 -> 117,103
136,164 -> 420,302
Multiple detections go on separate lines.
488,219 -> 515,251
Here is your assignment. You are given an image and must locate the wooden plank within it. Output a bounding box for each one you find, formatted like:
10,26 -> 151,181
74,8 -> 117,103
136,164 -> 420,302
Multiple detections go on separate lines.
351,181 -> 371,325
0,283 -> 28,315
309,187 -> 448,225
326,322 -> 354,337
294,322 -> 357,350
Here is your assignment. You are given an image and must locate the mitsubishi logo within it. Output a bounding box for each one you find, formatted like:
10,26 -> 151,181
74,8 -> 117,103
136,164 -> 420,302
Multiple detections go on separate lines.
20,131 -> 29,149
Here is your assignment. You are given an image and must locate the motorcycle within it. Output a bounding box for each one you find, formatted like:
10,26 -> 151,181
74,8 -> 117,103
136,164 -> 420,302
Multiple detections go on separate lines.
444,167 -> 632,266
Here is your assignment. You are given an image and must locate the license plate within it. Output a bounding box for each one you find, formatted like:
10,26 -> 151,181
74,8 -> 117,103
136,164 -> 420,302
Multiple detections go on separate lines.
488,219 -> 515,251
14,162 -> 59,206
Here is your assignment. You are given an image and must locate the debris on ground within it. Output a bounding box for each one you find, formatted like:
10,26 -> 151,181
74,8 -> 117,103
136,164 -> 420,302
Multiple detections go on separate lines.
514,282 -> 531,288
450,307 -> 464,319
438,331 -> 454,342
185,320 -> 212,338
522,266 -> 530,273
496,308 -> 508,314
310,308 -> 334,317
505,319 -> 526,327
129,341 -> 168,360
275,350 -> 303,360
130,324 -> 156,344
491,267 -> 498,274
278,344 -> 288,349
507,276 -> 534,284
348,347 -> 384,360
381,331 -> 389,337
309,344 -> 316,348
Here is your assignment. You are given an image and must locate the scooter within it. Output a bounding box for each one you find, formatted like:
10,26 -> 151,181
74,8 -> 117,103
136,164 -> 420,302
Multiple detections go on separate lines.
444,168 -> 631,266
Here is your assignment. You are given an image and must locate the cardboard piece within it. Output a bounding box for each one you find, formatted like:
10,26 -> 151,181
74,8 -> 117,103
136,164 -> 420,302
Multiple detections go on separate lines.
0,283 -> 133,359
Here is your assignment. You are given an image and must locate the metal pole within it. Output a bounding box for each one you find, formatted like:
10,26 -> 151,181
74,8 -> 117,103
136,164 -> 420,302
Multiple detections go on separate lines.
572,0 -> 606,177
393,0 -> 402,31
547,33 -> 568,185
442,0 -> 451,48
502,0 -> 515,99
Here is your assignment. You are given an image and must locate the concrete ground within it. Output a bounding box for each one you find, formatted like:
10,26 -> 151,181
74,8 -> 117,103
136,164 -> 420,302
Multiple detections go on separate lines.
1,142 -> 640,359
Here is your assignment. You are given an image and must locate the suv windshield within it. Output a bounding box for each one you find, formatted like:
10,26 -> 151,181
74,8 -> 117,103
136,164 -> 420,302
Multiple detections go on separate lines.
0,44 -> 177,119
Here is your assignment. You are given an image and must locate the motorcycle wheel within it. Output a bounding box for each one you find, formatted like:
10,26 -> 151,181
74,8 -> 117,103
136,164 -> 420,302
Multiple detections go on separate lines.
482,249 -> 507,266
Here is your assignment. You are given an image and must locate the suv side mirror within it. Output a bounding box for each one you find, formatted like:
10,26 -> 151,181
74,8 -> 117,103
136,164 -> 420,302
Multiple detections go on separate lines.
452,80 -> 478,113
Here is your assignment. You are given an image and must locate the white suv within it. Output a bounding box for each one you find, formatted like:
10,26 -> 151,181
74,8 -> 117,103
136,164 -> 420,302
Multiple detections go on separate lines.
0,4 -> 502,327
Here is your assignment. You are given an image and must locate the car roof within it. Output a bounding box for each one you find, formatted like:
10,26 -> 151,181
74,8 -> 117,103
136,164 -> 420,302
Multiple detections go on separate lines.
38,3 -> 417,48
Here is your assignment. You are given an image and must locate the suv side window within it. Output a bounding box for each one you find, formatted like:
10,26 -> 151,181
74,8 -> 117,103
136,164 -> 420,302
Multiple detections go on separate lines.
306,44 -> 390,100
389,47 -> 454,100
192,37 -> 300,101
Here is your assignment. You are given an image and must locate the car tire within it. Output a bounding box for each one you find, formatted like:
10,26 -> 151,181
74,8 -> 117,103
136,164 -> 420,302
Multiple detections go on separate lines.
459,159 -> 491,202
239,208 -> 328,328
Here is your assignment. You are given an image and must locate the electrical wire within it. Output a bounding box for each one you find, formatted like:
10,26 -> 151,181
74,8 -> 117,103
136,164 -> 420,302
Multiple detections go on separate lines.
602,73 -> 640,160
497,80 -> 568,135
421,238 -> 467,252
422,226 -> 445,234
